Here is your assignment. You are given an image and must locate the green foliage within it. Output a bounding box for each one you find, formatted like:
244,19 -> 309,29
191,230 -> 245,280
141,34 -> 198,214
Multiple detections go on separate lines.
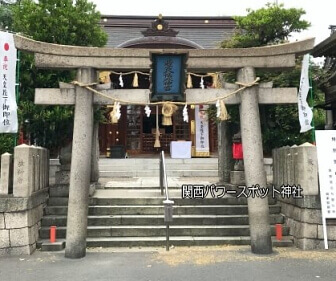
5,0 -> 107,156
12,0 -> 107,46
220,3 -> 324,155
0,1 -> 14,30
0,134 -> 16,155
259,59 -> 325,154
222,3 -> 310,48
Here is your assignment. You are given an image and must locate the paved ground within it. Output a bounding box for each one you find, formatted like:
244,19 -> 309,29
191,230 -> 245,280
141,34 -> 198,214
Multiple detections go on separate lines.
1,246 -> 336,281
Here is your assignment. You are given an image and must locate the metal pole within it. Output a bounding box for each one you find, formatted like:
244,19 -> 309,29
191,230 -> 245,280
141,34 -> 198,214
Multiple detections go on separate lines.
166,223 -> 169,251
308,55 -> 316,144
14,50 -> 20,147
160,152 -> 163,195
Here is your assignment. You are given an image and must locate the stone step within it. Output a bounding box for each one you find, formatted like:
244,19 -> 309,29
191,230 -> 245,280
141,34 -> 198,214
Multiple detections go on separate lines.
41,214 -> 284,227
38,236 -> 293,249
44,205 -> 281,216
49,177 -> 221,195
99,170 -> 219,178
47,196 -> 277,206
39,225 -> 290,239
100,163 -> 218,170
48,197 -> 242,206
99,158 -> 218,165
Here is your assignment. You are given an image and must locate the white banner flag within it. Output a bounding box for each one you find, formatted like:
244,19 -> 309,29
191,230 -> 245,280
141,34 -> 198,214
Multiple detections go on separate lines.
0,31 -> 18,133
298,54 -> 313,133
195,105 -> 210,157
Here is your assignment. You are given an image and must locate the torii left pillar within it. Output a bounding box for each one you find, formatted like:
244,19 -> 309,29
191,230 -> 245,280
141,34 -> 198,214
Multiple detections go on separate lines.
65,68 -> 95,259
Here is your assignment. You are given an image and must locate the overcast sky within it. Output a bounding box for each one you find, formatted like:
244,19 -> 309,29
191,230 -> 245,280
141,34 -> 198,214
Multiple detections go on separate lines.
91,0 -> 334,45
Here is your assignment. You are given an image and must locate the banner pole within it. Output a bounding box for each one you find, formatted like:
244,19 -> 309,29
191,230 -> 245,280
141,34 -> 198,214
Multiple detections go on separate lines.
14,50 -> 20,147
308,55 -> 316,144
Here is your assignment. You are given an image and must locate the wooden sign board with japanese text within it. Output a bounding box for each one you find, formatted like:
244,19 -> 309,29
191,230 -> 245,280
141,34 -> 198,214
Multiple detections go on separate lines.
150,53 -> 187,102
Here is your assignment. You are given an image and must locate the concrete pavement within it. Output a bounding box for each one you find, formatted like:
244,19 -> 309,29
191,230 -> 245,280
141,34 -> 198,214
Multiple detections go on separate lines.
1,246 -> 336,281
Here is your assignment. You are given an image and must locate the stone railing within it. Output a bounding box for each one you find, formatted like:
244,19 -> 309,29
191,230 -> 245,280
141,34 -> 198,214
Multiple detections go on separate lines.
273,143 -> 336,249
0,144 -> 49,256
272,143 -> 318,195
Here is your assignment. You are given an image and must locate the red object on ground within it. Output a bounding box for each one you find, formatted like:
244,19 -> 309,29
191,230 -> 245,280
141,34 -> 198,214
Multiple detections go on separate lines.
232,143 -> 243,159
276,224 -> 283,241
50,226 -> 56,243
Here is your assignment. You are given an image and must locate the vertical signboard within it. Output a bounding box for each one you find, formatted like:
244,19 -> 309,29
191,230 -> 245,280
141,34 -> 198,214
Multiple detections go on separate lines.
0,31 -> 18,133
150,53 -> 187,102
315,130 -> 336,249
195,105 -> 209,157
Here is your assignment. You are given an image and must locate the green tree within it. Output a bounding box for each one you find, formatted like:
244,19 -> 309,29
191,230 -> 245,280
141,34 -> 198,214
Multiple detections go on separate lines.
0,1 -> 14,30
12,0 -> 107,46
220,3 -> 324,154
222,2 -> 310,48
7,0 -> 107,155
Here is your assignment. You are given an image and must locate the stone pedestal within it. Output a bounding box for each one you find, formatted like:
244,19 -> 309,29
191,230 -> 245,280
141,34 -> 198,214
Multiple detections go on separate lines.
230,171 -> 245,185
55,142 -> 72,185
218,121 -> 232,183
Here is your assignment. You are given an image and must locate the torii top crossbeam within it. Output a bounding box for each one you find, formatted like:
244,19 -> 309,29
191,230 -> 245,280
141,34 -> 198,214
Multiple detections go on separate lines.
13,34 -> 314,71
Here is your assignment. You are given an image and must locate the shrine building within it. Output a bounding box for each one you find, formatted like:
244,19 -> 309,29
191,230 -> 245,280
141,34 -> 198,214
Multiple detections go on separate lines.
97,15 -> 236,156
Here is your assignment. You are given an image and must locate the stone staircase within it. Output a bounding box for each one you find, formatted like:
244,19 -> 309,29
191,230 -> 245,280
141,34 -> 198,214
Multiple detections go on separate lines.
99,158 -> 219,178
38,178 -> 293,249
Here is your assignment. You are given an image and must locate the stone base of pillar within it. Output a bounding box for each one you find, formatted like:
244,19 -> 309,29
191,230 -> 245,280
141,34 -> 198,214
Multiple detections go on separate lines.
55,170 -> 70,185
230,171 -> 245,185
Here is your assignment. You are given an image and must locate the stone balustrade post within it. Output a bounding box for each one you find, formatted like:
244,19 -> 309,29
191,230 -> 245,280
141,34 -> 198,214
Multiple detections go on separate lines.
13,145 -> 35,197
293,143 -> 318,196
0,153 -> 13,195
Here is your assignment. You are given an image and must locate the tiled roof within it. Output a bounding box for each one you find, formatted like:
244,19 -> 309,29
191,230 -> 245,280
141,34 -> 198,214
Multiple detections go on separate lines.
100,15 -> 236,49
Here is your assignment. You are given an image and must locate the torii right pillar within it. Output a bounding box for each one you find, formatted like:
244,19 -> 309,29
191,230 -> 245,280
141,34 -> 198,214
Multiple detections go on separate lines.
237,66 -> 272,254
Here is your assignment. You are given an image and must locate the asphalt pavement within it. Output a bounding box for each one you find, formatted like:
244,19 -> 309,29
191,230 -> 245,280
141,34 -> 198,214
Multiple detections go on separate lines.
1,245 -> 336,281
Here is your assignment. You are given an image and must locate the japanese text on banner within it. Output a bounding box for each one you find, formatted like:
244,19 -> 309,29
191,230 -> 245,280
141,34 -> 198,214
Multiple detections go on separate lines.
297,54 -> 313,133
0,31 -> 18,133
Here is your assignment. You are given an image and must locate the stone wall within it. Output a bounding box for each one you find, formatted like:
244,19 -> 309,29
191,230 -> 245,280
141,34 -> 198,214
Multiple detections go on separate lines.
273,143 -> 336,249
278,195 -> 336,250
0,145 -> 49,256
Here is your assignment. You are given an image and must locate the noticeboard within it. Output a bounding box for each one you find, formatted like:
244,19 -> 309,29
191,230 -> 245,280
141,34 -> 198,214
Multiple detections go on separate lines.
315,130 -> 336,249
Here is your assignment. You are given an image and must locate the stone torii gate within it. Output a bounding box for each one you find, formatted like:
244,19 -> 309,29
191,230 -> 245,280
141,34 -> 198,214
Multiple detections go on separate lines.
13,35 -> 314,258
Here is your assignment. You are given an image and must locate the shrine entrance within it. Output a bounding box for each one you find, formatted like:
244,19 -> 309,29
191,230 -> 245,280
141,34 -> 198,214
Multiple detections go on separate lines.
99,104 -> 217,155
98,17 -> 218,156
13,28 -> 314,257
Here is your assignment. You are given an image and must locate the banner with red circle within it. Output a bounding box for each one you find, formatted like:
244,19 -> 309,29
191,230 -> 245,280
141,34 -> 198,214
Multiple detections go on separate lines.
0,31 -> 18,133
